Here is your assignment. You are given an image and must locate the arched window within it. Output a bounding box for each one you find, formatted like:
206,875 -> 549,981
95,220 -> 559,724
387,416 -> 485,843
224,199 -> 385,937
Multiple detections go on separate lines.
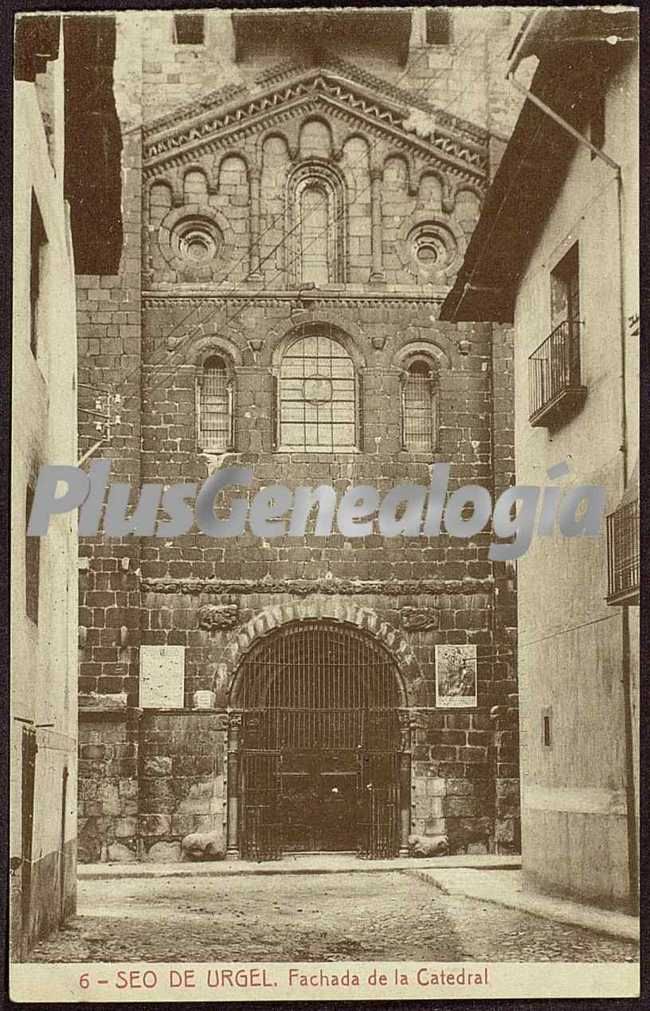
402,358 -> 439,452
288,164 -> 346,286
197,355 -> 233,452
300,185 -> 330,285
278,330 -> 356,452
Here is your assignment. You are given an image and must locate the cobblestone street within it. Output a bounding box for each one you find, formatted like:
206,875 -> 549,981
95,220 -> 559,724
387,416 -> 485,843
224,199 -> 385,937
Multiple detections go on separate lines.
30,872 -> 638,964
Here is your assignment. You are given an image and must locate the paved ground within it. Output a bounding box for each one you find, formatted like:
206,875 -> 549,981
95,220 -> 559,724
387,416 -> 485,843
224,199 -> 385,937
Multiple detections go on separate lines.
77,852 -> 522,879
29,872 -> 639,964
413,868 -> 639,942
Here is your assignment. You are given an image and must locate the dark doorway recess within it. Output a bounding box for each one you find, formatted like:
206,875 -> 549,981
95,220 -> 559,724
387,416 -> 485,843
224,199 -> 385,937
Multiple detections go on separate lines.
235,621 -> 408,860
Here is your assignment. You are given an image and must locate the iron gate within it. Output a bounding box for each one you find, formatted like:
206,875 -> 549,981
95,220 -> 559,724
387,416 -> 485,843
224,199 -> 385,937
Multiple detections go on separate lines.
240,750 -> 283,861
357,751 -> 402,859
236,621 -> 406,859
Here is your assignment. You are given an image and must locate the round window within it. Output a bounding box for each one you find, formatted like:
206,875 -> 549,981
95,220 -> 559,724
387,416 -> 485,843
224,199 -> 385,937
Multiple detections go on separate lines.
181,232 -> 214,262
408,222 -> 457,278
170,217 -> 223,267
416,243 -> 439,263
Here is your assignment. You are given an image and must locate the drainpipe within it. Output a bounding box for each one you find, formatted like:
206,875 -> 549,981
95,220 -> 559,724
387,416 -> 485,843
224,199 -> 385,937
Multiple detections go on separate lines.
507,58 -> 638,911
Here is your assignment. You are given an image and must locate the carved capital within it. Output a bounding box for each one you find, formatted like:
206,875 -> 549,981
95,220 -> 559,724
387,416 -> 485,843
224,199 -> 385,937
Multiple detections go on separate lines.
228,712 -> 243,732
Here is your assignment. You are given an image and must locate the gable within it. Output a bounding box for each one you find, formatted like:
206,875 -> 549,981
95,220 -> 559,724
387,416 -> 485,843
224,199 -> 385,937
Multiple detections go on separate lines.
142,62 -> 489,192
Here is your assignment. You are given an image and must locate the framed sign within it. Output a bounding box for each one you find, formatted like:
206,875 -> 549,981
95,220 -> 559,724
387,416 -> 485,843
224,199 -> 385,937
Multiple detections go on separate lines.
140,645 -> 185,709
435,644 -> 477,708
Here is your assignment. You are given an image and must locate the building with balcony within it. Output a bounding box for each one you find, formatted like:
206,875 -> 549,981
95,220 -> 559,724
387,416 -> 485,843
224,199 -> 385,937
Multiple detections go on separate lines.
73,7 -> 528,866
11,14 -> 121,957
441,8 -> 639,912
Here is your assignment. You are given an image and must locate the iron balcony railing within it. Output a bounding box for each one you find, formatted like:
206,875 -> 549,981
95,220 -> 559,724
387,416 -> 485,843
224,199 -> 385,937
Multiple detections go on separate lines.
606,498 -> 640,605
528,320 -> 587,427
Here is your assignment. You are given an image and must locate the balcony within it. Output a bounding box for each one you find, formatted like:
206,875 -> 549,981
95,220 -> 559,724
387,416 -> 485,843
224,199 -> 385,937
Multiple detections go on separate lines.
606,498 -> 640,605
528,320 -> 587,428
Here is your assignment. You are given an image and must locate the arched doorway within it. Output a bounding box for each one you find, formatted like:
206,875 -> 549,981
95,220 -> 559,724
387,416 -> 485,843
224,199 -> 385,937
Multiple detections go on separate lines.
231,621 -> 410,860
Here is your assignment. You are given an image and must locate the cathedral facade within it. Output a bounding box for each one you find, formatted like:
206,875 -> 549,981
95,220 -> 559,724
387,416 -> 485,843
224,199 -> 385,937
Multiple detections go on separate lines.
77,8 -> 521,862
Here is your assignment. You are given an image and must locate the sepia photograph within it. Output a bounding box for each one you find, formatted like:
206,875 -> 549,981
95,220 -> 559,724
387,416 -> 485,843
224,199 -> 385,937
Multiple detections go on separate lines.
9,3 -> 640,1001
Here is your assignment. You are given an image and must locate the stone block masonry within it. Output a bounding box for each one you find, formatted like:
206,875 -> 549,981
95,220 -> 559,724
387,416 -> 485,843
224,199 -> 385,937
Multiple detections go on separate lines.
77,9 -> 520,862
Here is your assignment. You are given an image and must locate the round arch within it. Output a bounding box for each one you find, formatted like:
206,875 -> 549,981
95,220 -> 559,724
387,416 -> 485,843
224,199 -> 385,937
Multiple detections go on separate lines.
269,319 -> 367,372
222,601 -> 418,708
223,608 -> 416,859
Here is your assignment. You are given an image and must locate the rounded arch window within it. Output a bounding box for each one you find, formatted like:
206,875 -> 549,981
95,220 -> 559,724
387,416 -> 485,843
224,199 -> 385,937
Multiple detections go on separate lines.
197,354 -> 233,452
278,329 -> 356,452
287,164 -> 346,286
300,184 -> 330,285
401,356 -> 439,453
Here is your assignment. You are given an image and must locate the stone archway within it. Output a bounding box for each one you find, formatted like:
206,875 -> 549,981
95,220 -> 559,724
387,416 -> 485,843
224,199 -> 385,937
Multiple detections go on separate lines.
224,610 -> 415,860
219,598 -> 420,707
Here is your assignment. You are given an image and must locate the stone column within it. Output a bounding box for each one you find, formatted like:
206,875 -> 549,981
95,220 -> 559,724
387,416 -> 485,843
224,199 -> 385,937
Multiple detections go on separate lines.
226,713 -> 241,859
248,167 -> 262,284
369,166 -> 385,284
399,713 -> 412,855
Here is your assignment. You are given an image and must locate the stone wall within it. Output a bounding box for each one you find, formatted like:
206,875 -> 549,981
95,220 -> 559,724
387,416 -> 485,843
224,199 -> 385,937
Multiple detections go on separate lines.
76,9 -> 519,862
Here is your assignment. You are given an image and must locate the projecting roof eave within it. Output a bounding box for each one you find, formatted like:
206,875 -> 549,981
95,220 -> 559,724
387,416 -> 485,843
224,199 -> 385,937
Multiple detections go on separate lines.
509,7 -> 639,71
441,8 -> 638,326
440,61 -> 588,324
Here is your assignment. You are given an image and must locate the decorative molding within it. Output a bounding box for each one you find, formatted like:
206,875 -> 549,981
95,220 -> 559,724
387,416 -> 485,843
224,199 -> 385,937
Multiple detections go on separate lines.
142,576 -> 494,597
251,56 -> 487,148
197,604 -> 240,630
400,607 -> 440,631
321,57 -> 488,146
157,203 -> 235,281
143,291 -> 448,310
142,68 -> 488,185
143,83 -> 249,137
225,599 -> 418,705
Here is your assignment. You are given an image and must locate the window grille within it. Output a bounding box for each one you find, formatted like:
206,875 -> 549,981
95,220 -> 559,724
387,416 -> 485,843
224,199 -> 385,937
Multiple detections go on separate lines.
279,327 -> 356,452
198,355 -> 232,452
238,621 -> 401,753
607,498 -> 640,605
402,359 -> 438,452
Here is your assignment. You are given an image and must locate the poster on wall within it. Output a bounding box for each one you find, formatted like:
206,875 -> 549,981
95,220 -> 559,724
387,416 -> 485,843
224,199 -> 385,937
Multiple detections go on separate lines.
435,644 -> 477,708
140,645 -> 185,708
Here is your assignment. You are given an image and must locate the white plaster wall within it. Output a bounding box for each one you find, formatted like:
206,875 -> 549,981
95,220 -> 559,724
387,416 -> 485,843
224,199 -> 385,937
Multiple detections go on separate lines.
512,48 -> 638,909
12,42 -> 79,890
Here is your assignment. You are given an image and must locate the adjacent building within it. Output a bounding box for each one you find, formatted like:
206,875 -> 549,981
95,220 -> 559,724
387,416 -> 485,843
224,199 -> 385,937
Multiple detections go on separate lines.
11,14 -> 121,956
75,8 -> 527,864
441,8 -> 639,911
